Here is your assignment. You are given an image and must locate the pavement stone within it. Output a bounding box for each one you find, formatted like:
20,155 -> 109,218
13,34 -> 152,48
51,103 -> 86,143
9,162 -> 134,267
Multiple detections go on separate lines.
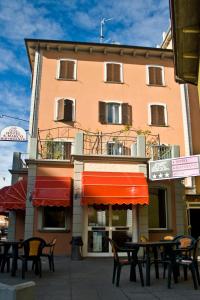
0,257 -> 200,299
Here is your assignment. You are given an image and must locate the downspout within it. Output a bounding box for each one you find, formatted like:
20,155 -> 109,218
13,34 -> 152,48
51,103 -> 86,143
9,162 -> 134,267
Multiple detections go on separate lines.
180,83 -> 194,189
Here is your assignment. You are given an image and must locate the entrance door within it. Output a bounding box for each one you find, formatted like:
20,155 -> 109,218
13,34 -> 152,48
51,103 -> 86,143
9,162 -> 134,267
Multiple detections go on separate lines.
189,209 -> 200,239
87,205 -> 133,256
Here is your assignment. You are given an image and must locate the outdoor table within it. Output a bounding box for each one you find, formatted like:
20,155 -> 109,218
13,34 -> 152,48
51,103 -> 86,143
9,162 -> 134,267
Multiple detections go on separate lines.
0,239 -> 22,276
125,240 -> 178,286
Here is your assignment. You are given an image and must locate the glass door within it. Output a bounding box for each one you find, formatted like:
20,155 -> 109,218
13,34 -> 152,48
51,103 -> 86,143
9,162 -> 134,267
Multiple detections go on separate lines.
87,205 -> 133,256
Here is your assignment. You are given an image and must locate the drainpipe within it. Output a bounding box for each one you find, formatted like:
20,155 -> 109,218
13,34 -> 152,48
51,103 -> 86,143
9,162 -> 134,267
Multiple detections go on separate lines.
180,83 -> 194,190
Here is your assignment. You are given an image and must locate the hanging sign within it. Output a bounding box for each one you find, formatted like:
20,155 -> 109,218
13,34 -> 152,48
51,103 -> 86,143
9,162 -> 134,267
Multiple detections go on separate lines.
149,154 -> 200,180
0,126 -> 27,141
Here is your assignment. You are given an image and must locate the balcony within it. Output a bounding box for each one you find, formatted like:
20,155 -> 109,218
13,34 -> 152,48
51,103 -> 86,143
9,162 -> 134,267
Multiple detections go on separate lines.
36,127 -> 179,161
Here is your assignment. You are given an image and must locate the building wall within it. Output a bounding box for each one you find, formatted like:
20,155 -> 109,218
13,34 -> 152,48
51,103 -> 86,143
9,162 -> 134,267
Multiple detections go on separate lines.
37,50 -> 186,154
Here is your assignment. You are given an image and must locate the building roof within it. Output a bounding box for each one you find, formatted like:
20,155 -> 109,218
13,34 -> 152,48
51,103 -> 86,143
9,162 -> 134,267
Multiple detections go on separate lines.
170,0 -> 200,85
25,38 -> 174,72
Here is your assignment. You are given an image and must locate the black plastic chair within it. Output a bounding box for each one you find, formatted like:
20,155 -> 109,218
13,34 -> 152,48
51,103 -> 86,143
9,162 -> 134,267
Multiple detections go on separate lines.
108,238 -> 144,287
165,236 -> 200,289
41,238 -> 56,272
18,237 -> 46,279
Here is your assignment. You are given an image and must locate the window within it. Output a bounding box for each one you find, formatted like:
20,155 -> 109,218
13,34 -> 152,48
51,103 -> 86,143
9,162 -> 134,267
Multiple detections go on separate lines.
107,142 -> 123,155
55,98 -> 75,122
146,65 -> 165,86
105,62 -> 123,83
46,141 -> 72,160
99,101 -> 132,125
42,207 -> 69,230
148,104 -> 167,126
57,59 -> 77,80
149,188 -> 167,229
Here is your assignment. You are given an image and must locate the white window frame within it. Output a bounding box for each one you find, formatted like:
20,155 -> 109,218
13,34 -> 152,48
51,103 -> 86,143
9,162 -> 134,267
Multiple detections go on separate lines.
47,138 -> 74,160
56,59 -> 77,80
107,141 -> 123,155
54,97 -> 76,122
104,101 -> 122,124
148,103 -> 168,126
148,187 -> 168,230
146,65 -> 165,86
38,207 -> 70,231
104,62 -> 123,83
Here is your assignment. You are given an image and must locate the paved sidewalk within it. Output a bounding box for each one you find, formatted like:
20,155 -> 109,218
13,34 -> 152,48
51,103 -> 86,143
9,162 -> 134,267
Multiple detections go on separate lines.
0,256 -> 200,299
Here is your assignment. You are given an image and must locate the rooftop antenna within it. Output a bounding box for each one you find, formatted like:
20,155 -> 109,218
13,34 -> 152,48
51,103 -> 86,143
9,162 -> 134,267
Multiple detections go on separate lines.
100,17 -> 113,43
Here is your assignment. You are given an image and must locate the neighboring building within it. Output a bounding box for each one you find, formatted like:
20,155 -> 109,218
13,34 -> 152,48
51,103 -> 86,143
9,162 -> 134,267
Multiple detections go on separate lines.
170,0 -> 200,238
6,39 -> 188,256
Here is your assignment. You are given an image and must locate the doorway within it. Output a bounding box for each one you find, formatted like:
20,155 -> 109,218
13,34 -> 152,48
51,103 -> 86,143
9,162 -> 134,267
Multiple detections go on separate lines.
86,205 -> 135,256
189,209 -> 200,239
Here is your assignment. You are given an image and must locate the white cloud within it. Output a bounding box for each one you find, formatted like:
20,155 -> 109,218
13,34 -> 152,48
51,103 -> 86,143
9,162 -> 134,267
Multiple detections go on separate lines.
0,47 -> 28,75
0,0 -> 64,42
0,83 -> 30,126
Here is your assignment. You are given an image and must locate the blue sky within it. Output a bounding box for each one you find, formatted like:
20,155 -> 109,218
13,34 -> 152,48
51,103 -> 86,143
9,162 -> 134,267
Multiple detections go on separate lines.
0,0 -> 170,188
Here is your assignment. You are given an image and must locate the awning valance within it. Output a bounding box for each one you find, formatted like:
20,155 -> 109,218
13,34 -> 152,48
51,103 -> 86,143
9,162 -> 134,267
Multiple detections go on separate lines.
32,176 -> 71,207
4,179 -> 27,210
81,171 -> 149,205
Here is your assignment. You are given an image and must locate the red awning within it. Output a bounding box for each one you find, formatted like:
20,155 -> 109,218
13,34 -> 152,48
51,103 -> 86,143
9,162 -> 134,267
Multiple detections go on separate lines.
81,171 -> 149,205
0,186 -> 10,212
4,179 -> 27,210
32,176 -> 71,207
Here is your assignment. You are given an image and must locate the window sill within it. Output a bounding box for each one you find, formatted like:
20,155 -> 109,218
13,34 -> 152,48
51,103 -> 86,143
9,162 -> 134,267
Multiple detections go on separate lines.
56,78 -> 77,81
149,229 -> 173,233
149,124 -> 169,127
146,83 -> 166,87
104,81 -> 124,84
38,229 -> 70,233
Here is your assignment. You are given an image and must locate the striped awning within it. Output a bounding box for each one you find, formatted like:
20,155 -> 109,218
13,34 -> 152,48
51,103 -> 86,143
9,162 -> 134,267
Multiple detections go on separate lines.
81,171 -> 149,205
32,176 -> 71,207
4,179 -> 27,210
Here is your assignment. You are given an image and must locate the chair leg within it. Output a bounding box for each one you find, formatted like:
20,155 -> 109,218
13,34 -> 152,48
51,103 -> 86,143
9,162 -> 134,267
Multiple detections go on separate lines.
116,265 -> 121,287
189,264 -> 198,290
138,263 -> 144,287
22,260 -> 26,279
38,259 -> 42,278
183,265 -> 188,281
51,256 -> 55,272
194,261 -> 200,285
112,262 -> 117,284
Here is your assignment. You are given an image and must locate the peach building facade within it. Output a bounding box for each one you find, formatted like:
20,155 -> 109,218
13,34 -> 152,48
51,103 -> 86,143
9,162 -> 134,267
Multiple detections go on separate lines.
9,40 -> 188,256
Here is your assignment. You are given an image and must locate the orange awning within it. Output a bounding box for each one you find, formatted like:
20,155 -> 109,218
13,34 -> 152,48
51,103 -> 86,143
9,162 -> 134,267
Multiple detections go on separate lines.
81,171 -> 149,205
32,176 -> 71,207
4,179 -> 27,210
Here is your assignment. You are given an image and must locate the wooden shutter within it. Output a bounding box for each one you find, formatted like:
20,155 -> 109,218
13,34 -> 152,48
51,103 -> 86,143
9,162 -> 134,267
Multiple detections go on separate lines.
106,63 -> 120,82
148,67 -> 163,85
99,101 -> 106,124
151,105 -> 165,125
122,103 -> 132,125
59,60 -> 75,79
56,99 -> 65,121
66,61 -> 75,79
64,99 -> 73,121
59,61 -> 68,79
155,67 -> 163,85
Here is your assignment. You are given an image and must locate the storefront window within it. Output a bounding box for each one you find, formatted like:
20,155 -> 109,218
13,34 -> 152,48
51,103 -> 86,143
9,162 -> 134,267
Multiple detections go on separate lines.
149,188 -> 167,229
42,207 -> 68,229
88,205 -> 109,227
